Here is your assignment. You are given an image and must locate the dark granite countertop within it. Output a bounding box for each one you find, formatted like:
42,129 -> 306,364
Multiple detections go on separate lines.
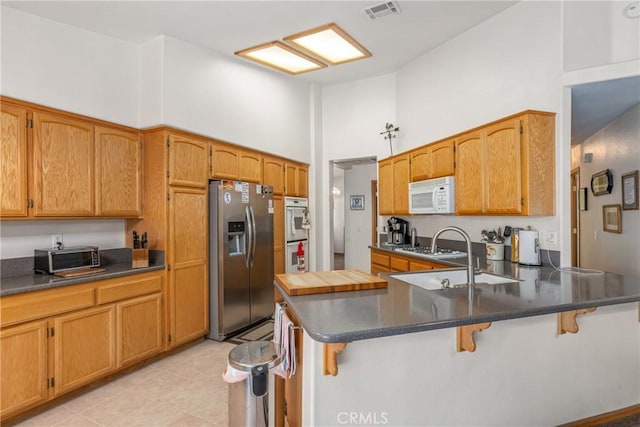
0,249 -> 165,297
276,256 -> 640,343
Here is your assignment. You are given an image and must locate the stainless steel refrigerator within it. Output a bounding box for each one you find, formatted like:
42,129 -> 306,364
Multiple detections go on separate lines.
207,180 -> 274,341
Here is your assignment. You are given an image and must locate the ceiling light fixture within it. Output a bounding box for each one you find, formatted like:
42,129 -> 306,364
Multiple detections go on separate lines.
235,41 -> 327,75
284,23 -> 371,66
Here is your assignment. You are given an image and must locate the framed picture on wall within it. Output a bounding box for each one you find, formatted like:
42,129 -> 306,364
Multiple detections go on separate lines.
603,204 -> 622,233
622,170 -> 638,210
579,187 -> 588,211
350,195 -> 364,210
591,169 -> 613,196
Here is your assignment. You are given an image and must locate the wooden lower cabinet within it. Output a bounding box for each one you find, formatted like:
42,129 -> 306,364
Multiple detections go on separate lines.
274,291 -> 303,427
170,263 -> 208,347
53,305 -> 116,396
371,250 -> 391,274
117,293 -> 163,367
0,321 -> 48,419
0,271 -> 164,422
168,186 -> 208,348
273,195 -> 285,274
371,249 -> 449,274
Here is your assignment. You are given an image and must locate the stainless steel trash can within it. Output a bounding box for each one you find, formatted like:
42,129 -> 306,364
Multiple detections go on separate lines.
228,341 -> 280,427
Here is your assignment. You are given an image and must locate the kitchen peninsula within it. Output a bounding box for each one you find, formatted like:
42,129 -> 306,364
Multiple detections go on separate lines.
275,257 -> 640,426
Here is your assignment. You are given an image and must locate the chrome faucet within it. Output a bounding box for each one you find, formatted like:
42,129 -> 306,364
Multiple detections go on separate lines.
430,226 -> 475,286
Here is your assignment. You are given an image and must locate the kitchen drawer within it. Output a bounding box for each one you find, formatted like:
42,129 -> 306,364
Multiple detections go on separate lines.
371,251 -> 390,268
409,260 -> 449,271
96,272 -> 162,305
390,257 -> 409,272
1,284 -> 95,328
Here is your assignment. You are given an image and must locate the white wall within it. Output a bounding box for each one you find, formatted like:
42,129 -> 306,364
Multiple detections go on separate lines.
344,163 -> 377,271
303,303 -> 640,426
0,8 -> 313,260
394,1 -> 563,251
571,104 -> 640,276
0,7 -> 139,127
0,220 -> 125,259
319,2 -> 564,265
317,74 -> 396,270
332,166 -> 345,254
564,1 -> 640,72
144,36 -> 311,163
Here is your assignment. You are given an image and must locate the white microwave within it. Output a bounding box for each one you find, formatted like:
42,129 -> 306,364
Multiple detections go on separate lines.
409,176 -> 455,214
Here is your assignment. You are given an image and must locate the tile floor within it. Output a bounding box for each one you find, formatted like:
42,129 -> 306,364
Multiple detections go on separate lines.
15,339 -> 236,427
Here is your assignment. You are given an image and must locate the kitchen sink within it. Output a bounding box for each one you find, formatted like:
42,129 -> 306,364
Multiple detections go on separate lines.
391,268 -> 520,290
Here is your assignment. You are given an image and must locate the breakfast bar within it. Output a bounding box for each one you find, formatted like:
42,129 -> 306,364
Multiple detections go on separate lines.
275,261 -> 640,426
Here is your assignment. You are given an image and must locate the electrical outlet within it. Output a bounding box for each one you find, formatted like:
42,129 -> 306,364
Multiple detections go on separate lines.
594,230 -> 598,240
544,231 -> 558,245
52,234 -> 63,249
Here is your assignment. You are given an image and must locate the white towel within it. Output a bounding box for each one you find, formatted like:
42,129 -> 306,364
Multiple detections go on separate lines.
273,304 -> 296,378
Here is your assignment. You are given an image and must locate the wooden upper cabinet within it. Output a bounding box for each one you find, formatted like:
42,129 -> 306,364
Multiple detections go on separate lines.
32,111 -> 95,217
297,167 -> 308,198
455,132 -> 484,215
0,103 -> 29,217
484,119 -> 522,214
285,162 -> 308,197
520,112 -> 555,215
378,154 -> 409,215
430,140 -> 455,178
168,134 -> 208,188
410,139 -> 454,182
239,149 -> 262,183
455,111 -> 555,216
210,142 -> 262,183
95,126 -> 142,217
263,156 -> 285,194
378,158 -> 393,215
210,142 -> 240,180
273,194 -> 285,274
409,147 -> 431,182
392,154 -> 410,214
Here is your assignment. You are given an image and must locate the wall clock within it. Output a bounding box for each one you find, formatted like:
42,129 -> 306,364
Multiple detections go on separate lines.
591,169 -> 613,196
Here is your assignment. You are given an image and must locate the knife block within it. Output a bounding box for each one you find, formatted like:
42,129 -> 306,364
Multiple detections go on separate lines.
131,249 -> 149,269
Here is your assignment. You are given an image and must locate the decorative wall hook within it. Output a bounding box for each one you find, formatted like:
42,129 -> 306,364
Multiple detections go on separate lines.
380,122 -> 399,155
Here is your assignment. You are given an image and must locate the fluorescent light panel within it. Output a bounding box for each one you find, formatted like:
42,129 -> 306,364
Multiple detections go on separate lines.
235,41 -> 326,75
284,23 -> 371,65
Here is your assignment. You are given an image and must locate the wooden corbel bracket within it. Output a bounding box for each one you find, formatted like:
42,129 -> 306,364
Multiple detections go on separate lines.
557,307 -> 596,334
456,322 -> 491,352
323,342 -> 347,376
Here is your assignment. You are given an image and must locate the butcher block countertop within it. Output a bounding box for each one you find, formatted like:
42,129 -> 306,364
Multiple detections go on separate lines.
275,269 -> 387,296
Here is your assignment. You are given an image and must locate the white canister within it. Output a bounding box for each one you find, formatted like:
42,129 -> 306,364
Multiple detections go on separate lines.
486,242 -> 505,261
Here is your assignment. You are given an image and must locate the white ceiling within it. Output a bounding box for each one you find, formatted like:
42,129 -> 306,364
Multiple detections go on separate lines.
3,1 -> 516,85
4,1 -> 639,144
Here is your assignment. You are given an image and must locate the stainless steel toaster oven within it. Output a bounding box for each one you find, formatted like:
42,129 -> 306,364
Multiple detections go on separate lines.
34,246 -> 100,274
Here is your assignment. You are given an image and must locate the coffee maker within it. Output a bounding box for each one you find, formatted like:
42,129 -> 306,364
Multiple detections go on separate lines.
387,217 -> 410,245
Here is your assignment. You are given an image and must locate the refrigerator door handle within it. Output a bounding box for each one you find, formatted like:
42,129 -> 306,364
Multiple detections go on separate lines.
249,205 -> 257,263
245,205 -> 253,268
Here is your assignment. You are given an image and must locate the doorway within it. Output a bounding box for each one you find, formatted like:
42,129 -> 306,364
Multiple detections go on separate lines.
331,157 -> 377,271
570,167 -> 580,267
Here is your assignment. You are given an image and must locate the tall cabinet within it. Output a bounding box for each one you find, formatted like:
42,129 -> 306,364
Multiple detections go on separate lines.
263,155 -> 286,275
127,129 -> 209,349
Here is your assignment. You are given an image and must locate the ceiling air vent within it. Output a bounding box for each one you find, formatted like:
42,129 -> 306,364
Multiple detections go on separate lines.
364,1 -> 401,20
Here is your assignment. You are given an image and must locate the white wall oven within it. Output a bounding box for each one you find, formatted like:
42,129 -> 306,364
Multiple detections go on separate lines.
285,196 -> 308,272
